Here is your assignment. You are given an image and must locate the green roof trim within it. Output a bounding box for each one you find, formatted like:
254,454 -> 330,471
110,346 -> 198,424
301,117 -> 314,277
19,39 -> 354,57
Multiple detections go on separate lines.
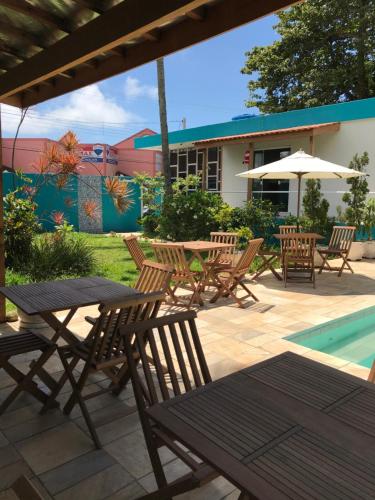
135,97 -> 375,149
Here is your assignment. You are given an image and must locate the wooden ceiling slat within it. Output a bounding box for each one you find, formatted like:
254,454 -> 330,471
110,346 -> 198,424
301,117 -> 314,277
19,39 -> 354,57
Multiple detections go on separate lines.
0,19 -> 46,49
1,0 -> 71,33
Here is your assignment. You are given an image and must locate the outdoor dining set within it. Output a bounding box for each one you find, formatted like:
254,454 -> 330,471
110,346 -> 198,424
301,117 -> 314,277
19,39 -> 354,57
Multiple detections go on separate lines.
0,224 -> 369,500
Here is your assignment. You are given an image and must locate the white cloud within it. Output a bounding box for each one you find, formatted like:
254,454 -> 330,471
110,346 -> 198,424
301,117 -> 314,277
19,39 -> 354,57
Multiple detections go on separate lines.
124,76 -> 158,100
0,84 -> 142,137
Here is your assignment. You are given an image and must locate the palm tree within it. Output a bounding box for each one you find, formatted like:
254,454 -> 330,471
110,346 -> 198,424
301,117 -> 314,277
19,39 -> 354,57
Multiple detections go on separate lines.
156,57 -> 171,193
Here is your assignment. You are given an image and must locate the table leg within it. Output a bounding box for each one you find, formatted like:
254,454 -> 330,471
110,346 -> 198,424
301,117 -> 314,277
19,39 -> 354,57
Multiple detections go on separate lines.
40,308 -> 79,345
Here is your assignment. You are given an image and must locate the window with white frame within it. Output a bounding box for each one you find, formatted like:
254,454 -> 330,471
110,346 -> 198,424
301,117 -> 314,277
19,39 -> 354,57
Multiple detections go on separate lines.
169,147 -> 221,192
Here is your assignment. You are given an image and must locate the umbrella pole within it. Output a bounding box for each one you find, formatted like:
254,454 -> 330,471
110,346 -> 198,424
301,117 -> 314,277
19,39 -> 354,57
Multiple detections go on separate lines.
296,174 -> 302,231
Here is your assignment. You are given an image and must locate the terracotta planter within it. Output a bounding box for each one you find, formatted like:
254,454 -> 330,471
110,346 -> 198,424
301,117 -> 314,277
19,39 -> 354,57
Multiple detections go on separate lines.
17,308 -> 50,332
347,242 -> 364,261
363,241 -> 375,259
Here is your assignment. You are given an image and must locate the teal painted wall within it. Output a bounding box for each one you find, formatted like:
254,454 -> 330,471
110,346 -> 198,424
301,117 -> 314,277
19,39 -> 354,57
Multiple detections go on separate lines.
102,179 -> 142,233
135,97 -> 375,149
3,173 -> 141,233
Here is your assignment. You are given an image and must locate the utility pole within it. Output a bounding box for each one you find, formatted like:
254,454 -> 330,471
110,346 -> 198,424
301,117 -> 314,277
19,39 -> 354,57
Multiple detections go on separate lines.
156,58 -> 171,193
181,117 -> 187,129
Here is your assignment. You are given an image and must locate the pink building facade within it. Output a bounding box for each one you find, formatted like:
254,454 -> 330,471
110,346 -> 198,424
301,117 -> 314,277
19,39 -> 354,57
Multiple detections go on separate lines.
1,129 -> 160,177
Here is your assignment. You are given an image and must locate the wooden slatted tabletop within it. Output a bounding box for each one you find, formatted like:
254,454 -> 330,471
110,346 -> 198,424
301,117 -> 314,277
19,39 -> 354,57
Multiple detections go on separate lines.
0,276 -> 139,315
147,352 -> 375,499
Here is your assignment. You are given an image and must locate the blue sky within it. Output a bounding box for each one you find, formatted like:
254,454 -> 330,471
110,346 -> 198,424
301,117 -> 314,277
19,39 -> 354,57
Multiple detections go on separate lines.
1,14 -> 278,144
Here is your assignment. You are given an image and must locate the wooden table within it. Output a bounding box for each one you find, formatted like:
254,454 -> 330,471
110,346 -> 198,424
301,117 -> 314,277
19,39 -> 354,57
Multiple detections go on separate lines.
0,276 -> 140,344
274,232 -> 324,242
147,352 -> 375,499
173,240 -> 234,267
171,241 -> 235,302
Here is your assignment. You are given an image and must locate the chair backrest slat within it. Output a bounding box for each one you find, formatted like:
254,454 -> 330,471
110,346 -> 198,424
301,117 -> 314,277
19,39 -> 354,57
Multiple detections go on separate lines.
208,231 -> 238,261
124,236 -> 146,270
283,234 -> 314,259
158,325 -> 181,396
152,243 -> 189,275
122,311 -> 212,407
236,238 -> 264,275
279,225 -> 298,235
329,226 -> 356,252
135,260 -> 173,293
90,291 -> 164,366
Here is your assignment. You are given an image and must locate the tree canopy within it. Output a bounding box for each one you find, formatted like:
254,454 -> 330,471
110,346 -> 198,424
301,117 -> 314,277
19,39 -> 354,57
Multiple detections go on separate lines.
242,0 -> 375,113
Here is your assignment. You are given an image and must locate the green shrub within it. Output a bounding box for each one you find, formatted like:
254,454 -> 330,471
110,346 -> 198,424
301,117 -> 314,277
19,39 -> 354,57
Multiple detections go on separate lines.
139,211 -> 160,237
158,176 -> 225,241
236,227 -> 254,250
4,190 -> 41,269
28,233 -> 95,281
230,199 -> 278,241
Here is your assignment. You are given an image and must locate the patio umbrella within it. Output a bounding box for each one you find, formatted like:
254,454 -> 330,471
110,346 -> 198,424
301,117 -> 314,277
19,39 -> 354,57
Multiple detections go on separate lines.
237,150 -> 366,221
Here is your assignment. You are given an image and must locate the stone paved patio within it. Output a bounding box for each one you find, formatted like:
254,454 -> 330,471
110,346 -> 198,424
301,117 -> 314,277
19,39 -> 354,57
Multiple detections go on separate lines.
0,260 -> 374,499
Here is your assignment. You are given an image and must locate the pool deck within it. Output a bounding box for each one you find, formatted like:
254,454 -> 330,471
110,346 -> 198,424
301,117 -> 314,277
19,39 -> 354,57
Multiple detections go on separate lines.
0,259 -> 374,499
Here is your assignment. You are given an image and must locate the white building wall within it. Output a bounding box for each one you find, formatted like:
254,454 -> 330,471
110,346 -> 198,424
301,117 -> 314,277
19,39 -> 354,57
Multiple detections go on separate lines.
221,118 -> 375,216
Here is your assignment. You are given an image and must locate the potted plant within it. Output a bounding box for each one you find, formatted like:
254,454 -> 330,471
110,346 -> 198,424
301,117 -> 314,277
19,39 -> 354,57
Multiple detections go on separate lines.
342,152 -> 369,261
363,198 -> 375,258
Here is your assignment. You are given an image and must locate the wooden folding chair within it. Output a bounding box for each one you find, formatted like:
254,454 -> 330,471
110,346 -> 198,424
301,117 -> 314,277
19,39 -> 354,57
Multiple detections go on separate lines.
124,235 -> 146,270
152,242 -> 203,308
0,331 -> 56,415
254,226 -> 297,281
44,291 -> 165,448
210,238 -> 263,308
207,231 -> 238,266
85,260 -> 173,325
122,310 -> 217,500
282,234 -> 316,288
318,226 -> 356,277
279,225 -> 298,234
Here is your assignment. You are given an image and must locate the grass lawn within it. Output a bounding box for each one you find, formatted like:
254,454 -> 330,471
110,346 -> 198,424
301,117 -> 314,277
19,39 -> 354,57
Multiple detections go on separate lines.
86,233 -> 154,285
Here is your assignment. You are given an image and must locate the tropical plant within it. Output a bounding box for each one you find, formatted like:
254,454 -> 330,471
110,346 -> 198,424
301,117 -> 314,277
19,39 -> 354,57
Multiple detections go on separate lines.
104,177 -> 134,213
4,187 -> 41,268
364,198 -> 375,240
342,152 -> 369,237
242,0 -> 375,113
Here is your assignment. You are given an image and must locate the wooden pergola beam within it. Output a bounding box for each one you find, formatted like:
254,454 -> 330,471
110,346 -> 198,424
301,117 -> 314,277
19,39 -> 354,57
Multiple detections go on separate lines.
0,0 -> 210,104
1,0 -> 299,107
1,0 -> 71,33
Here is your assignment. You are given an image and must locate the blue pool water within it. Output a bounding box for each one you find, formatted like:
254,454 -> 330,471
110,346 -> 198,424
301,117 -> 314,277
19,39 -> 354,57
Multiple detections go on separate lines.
287,306 -> 375,368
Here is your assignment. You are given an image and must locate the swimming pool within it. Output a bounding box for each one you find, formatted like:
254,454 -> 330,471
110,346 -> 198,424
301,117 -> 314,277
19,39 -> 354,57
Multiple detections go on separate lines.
287,306 -> 375,368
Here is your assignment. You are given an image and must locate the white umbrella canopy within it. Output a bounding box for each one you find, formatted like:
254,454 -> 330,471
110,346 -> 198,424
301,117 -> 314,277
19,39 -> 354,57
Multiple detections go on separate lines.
237,150 -> 366,220
237,150 -> 365,180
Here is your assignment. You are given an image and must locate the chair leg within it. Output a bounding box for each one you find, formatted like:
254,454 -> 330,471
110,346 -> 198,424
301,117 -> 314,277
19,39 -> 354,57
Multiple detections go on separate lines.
238,280 -> 259,302
0,346 -> 56,414
318,253 -> 329,274
41,355 -> 80,414
59,351 -> 101,448
339,255 -> 354,277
